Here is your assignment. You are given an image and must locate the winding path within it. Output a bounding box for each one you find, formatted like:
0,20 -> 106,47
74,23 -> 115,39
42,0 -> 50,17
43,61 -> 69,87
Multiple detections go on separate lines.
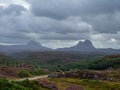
13,75 -> 48,81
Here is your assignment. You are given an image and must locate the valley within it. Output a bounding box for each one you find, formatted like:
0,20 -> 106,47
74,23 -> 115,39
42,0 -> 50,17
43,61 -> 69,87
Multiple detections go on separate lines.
0,51 -> 120,90
0,40 -> 120,90
1,0 -> 120,89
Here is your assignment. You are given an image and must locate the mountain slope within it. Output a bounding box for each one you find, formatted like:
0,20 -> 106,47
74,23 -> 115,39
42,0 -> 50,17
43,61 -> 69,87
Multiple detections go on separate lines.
0,40 -> 51,53
0,53 -> 18,66
57,40 -> 120,54
57,40 -> 96,51
0,40 -> 120,54
71,40 -> 96,50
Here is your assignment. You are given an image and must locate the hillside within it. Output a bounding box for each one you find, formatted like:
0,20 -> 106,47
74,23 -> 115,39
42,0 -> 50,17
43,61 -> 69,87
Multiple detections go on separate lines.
0,54 -> 19,66
0,53 -> 120,90
58,54 -> 120,71
0,40 -> 51,53
57,40 -> 96,51
11,51 -> 103,66
87,54 -> 120,70
0,40 -> 120,55
1,51 -> 120,71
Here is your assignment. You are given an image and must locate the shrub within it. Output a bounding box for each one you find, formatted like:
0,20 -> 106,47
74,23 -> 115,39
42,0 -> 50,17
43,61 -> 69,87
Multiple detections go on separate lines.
18,70 -> 31,78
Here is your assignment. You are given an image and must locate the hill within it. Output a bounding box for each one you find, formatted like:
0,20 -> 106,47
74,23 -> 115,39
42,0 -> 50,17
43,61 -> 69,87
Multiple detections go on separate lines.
11,51 -> 103,66
59,54 -> 120,71
57,40 -> 120,54
0,40 -> 120,55
57,40 -> 96,51
9,51 -> 120,71
0,54 -> 19,66
0,40 -> 51,53
88,54 -> 120,70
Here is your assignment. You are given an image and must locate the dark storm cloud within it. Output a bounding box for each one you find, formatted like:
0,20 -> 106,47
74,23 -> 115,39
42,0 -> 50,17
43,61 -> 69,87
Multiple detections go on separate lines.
0,4 -> 30,44
21,16 -> 92,40
26,0 -> 120,33
0,0 -> 120,48
27,0 -> 120,19
86,12 -> 120,33
0,9 -> 91,45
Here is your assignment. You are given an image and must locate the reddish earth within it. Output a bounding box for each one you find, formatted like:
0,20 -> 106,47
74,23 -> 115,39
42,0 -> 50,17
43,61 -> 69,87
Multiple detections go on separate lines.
66,85 -> 84,90
0,66 -> 19,78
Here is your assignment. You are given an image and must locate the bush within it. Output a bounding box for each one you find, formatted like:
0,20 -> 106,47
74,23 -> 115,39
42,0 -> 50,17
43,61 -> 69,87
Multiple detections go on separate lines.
0,78 -> 27,90
18,70 -> 31,78
0,78 -> 49,90
30,69 -> 44,75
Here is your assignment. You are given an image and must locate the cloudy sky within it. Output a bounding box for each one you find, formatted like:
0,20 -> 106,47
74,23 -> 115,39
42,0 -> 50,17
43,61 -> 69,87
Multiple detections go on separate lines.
0,0 -> 120,49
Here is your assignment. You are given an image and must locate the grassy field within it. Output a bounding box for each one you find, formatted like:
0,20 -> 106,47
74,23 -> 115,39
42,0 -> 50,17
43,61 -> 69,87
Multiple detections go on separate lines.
49,78 -> 120,90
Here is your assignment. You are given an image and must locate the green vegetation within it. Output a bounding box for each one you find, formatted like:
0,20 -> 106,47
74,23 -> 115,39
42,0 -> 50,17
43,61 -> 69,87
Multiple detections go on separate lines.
0,77 -> 120,90
55,55 -> 120,71
0,54 -> 19,66
30,69 -> 45,76
87,56 -> 120,70
11,52 -> 120,71
0,52 -> 120,72
0,52 -> 120,89
11,51 -> 102,66
0,78 -> 49,90
49,78 -> 120,90
18,70 -> 31,78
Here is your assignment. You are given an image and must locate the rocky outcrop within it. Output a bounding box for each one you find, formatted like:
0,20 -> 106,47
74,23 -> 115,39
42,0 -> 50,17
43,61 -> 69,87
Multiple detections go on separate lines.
49,70 -> 114,81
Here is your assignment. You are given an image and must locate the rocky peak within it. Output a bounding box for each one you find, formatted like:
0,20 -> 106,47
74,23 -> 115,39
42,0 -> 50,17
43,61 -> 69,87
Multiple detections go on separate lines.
27,40 -> 41,46
74,40 -> 96,50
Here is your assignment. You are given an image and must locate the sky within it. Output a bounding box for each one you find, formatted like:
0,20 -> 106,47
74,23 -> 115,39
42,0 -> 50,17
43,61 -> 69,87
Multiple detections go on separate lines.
0,0 -> 120,49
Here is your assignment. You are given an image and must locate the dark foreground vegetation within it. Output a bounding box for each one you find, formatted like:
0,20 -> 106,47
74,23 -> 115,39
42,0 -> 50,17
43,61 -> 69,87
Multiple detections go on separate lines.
0,78 -> 51,90
0,77 -> 120,90
49,78 -> 120,90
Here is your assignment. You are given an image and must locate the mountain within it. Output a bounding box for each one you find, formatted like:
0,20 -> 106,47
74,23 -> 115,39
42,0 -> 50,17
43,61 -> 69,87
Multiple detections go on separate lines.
0,40 -> 51,53
57,40 -> 96,51
57,40 -> 120,54
27,40 -> 41,47
71,40 -> 96,50
0,40 -> 120,54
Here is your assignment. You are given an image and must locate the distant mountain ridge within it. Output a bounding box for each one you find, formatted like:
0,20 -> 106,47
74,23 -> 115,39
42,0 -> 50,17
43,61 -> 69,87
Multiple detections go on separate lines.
27,40 -> 42,47
70,40 -> 96,50
0,40 -> 51,53
57,40 -> 96,51
0,40 -> 120,54
57,40 -> 120,54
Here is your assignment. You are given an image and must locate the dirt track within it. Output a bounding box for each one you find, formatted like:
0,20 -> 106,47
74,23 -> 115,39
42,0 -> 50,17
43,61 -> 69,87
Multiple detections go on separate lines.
13,75 -> 48,81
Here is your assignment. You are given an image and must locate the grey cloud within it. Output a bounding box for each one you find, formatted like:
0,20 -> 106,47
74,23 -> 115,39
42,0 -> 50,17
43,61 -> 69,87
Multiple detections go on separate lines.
0,10 -> 91,44
0,0 -> 120,49
91,32 -> 120,49
22,16 -> 92,40
0,4 -> 26,16
85,12 -> 120,33
27,0 -> 120,19
26,0 -> 120,33
37,32 -> 90,40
